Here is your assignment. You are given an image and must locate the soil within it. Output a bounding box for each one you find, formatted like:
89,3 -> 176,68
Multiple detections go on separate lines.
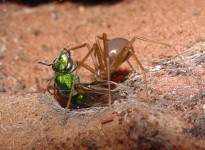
0,0 -> 205,149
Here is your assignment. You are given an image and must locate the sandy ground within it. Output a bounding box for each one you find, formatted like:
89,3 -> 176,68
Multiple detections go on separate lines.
0,0 -> 205,149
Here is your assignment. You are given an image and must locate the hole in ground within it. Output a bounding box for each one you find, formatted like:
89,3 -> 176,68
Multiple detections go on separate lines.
52,69 -> 130,109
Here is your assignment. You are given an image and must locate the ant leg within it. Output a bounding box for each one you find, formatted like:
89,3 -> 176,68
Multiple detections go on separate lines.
64,71 -> 78,112
106,57 -> 111,109
46,75 -> 55,93
127,60 -> 134,68
134,36 -> 203,84
102,33 -> 111,109
95,36 -> 106,71
134,36 -> 189,69
53,84 -> 57,99
46,79 -> 61,104
47,86 -> 54,95
128,47 -> 149,101
66,43 -> 99,72
66,43 -> 91,52
110,37 -> 149,101
64,45 -> 97,111
38,62 -> 59,96
76,61 -> 95,74
128,38 -> 149,101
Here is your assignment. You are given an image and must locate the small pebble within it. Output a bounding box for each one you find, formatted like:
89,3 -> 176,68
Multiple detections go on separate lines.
101,114 -> 114,124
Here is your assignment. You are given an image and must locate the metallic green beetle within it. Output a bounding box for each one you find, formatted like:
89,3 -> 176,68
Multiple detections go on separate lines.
39,49 -> 116,107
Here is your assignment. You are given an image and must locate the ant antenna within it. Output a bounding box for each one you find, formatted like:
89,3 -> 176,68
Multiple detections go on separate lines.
64,45 -> 71,51
38,62 -> 53,66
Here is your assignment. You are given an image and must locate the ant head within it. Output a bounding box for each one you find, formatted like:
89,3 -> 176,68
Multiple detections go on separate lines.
52,49 -> 75,73
39,49 -> 76,73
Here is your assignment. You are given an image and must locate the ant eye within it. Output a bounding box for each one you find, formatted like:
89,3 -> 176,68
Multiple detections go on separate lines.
66,56 -> 76,72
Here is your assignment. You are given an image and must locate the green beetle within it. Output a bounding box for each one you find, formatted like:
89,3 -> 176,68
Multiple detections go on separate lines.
39,49 -> 117,107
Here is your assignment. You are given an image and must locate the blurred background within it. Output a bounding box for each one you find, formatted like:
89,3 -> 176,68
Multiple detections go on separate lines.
0,0 -> 204,95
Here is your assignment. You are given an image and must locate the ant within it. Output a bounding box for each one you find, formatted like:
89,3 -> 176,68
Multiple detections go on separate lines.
64,33 -> 187,110
38,50 -> 118,108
